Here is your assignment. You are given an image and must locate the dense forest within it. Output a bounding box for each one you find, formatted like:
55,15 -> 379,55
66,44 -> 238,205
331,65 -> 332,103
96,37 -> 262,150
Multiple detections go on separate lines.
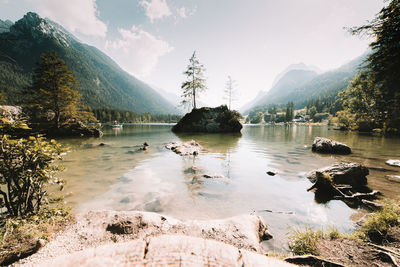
91,108 -> 181,123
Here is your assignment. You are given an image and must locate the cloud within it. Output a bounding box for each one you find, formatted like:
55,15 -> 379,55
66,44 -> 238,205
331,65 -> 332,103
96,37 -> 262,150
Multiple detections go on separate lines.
105,26 -> 173,77
176,5 -> 196,19
139,0 -> 172,23
32,0 -> 107,37
176,7 -> 187,18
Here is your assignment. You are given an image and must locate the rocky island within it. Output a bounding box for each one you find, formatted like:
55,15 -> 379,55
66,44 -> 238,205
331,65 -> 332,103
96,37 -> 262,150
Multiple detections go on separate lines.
172,105 -> 242,133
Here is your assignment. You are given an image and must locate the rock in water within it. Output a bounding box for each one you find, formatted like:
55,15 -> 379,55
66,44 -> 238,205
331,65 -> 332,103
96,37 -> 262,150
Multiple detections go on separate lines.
312,137 -> 351,154
172,105 -> 242,133
386,159 -> 400,167
165,140 -> 203,156
307,162 -> 368,187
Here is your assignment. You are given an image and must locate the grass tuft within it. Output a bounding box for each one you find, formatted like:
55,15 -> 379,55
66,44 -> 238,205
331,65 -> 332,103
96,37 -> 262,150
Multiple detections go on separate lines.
327,227 -> 340,240
288,227 -> 322,256
360,200 -> 400,242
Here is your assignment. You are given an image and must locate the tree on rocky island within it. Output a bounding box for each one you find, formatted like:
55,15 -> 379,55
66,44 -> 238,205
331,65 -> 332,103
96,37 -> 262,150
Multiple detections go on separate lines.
180,51 -> 207,110
343,0 -> 400,133
224,76 -> 237,110
29,51 -> 96,128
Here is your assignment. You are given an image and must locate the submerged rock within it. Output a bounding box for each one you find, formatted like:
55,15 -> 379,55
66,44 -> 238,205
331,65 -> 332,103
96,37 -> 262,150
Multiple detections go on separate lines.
165,140 -> 202,156
311,137 -> 351,154
386,159 -> 400,167
192,173 -> 231,184
172,105 -> 242,133
386,175 -> 400,183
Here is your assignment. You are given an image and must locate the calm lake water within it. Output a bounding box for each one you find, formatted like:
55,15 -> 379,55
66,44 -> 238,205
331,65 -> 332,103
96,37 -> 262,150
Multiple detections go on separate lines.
57,124 -> 400,252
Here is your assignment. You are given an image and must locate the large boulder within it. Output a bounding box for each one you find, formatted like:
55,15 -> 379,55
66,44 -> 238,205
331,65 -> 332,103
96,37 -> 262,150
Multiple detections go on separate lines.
17,211 -> 274,265
312,137 -> 351,154
306,163 -> 379,207
172,105 -> 242,133
307,162 -> 368,187
34,236 -> 294,267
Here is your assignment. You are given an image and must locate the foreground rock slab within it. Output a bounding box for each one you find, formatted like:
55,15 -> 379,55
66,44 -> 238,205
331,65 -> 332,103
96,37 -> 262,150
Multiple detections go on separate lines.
166,140 -> 203,155
312,137 -> 351,154
35,235 -> 294,267
17,211 -> 273,265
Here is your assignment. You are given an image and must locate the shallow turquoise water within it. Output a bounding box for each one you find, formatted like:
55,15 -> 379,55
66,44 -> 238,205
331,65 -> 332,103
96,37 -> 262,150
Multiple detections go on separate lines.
57,124 -> 400,251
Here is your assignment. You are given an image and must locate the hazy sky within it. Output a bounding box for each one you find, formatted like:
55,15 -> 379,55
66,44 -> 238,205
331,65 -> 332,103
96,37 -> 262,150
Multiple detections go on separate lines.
0,0 -> 384,109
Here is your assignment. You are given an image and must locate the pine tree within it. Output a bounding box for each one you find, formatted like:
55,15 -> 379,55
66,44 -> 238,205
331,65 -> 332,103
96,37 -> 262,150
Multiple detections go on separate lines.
30,51 -> 94,128
224,75 -> 237,110
347,0 -> 400,132
181,51 -> 207,110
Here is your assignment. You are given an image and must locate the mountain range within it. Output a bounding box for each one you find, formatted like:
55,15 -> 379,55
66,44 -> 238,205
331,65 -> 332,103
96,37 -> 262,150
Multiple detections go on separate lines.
0,12 -> 178,114
241,55 -> 367,114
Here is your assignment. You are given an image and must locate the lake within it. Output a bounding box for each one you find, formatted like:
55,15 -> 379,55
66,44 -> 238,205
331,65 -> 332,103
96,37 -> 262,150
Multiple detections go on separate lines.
57,124 -> 400,252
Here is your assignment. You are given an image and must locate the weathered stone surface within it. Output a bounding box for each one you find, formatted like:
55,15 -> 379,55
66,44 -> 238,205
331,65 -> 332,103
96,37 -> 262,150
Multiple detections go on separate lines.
307,162 -> 368,187
172,105 -> 242,133
166,140 -> 203,156
312,137 -> 351,154
17,211 -> 274,265
386,159 -> 400,167
34,235 -> 294,267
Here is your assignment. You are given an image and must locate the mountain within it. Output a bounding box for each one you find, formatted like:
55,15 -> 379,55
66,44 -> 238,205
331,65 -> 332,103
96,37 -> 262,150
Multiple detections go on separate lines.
242,54 -> 367,114
242,69 -> 318,113
270,62 -> 322,88
0,12 -> 178,114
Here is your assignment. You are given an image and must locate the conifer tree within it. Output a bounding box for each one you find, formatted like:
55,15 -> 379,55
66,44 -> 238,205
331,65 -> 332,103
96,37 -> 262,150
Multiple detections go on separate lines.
181,51 -> 207,110
224,76 -> 237,110
345,0 -> 400,132
31,51 -> 94,128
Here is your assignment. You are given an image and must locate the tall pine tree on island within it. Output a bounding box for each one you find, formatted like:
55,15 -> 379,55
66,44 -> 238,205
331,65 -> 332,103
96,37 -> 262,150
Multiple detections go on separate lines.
224,76 -> 237,110
180,51 -> 207,110
30,51 -> 95,128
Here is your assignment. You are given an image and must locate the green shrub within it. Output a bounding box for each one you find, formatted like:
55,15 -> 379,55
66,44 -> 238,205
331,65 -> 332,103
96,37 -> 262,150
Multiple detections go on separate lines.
0,135 -> 66,217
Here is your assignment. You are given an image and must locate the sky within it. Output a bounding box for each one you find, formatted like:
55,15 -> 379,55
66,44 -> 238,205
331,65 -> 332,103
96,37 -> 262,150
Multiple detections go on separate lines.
0,0 -> 385,109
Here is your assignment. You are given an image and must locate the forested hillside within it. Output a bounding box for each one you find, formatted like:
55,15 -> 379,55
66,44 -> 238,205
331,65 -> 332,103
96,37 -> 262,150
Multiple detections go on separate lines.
0,13 -> 178,115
